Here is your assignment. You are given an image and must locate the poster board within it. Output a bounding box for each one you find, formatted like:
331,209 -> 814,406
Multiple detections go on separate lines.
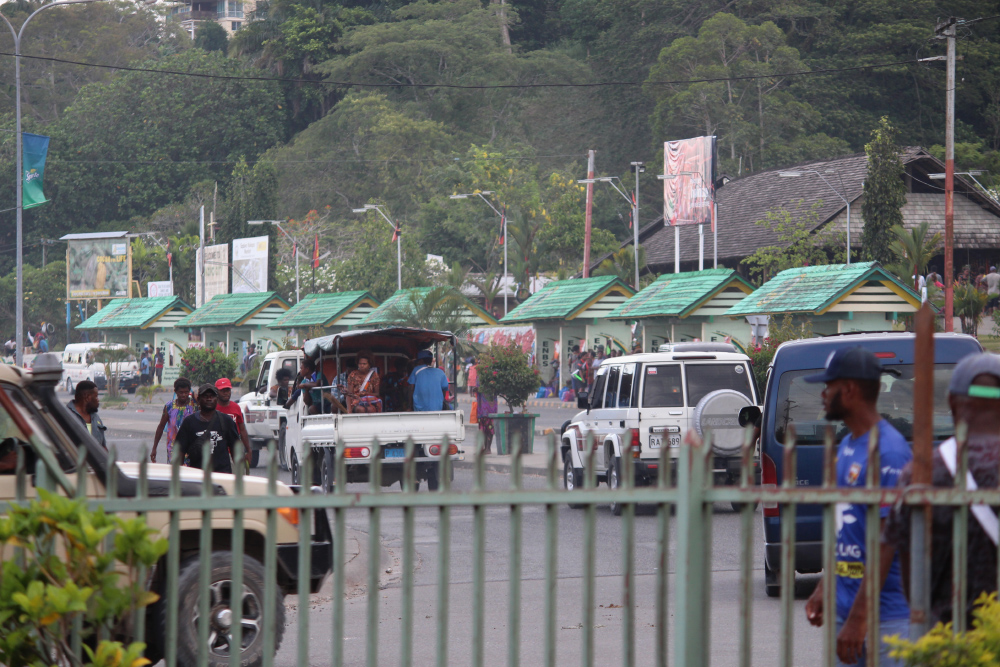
65,235 -> 131,299
232,236 -> 269,293
196,243 -> 229,305
663,136 -> 717,228
147,281 -> 173,297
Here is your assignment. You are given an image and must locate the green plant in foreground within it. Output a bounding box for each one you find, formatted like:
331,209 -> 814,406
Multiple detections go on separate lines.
0,489 -> 168,667
887,592 -> 1000,666
475,341 -> 541,412
135,384 -> 159,404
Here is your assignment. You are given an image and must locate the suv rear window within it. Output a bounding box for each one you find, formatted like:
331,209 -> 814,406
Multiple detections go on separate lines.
685,363 -> 753,406
642,365 -> 683,407
773,364 -> 955,445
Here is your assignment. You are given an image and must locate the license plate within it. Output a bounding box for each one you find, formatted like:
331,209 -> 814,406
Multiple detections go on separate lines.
384,448 -> 405,459
649,435 -> 681,448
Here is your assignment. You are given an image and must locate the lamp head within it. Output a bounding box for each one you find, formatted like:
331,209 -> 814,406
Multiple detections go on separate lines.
351,208 -> 369,213
778,172 -> 803,177
449,195 -> 469,200
577,179 -> 596,184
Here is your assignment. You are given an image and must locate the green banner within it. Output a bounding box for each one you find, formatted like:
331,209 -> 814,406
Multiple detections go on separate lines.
22,133 -> 50,210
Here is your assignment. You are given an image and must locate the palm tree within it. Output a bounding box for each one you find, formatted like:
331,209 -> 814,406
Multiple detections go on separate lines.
384,287 -> 471,337
887,222 -> 942,290
594,246 -> 647,287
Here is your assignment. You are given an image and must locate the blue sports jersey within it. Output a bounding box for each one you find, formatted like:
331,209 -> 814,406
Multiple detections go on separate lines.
835,419 -> 911,622
408,364 -> 449,412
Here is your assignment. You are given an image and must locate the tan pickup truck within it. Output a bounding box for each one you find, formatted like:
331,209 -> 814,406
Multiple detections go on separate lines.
2,354 -> 332,667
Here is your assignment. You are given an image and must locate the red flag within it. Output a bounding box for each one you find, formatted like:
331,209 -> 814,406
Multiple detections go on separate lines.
167,252 -> 172,267
312,234 -> 319,269
391,224 -> 399,243
629,190 -> 636,229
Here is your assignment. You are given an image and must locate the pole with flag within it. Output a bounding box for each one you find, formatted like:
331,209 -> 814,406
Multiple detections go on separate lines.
312,234 -> 319,292
22,133 -> 49,209
501,205 -> 508,314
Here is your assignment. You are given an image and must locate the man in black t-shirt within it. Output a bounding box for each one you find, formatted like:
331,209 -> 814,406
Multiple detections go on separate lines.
175,383 -> 240,474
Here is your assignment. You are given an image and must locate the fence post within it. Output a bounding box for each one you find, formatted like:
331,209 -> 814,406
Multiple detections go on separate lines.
674,430 -> 709,667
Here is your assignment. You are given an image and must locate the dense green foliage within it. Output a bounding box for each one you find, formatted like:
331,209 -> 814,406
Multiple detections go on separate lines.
861,117 -> 907,265
886,592 -> 1000,666
180,347 -> 240,385
476,341 -> 541,410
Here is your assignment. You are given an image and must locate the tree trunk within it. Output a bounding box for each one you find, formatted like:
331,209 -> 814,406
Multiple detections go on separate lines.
493,0 -> 512,53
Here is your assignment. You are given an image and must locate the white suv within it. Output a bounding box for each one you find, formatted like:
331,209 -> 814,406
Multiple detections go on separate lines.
560,343 -> 760,515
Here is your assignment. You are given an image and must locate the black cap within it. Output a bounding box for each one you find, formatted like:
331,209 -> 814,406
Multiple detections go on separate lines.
198,383 -> 218,396
803,347 -> 883,384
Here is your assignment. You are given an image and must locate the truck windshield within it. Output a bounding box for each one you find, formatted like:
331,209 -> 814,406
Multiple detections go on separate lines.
773,364 -> 956,446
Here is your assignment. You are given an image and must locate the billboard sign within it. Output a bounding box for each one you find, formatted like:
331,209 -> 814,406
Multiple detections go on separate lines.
232,236 -> 269,293
197,243 -> 229,305
66,237 -> 130,299
147,281 -> 173,298
663,136 -> 716,227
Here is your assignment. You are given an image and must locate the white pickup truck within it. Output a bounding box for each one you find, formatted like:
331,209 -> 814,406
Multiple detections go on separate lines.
284,328 -> 465,492
239,349 -> 304,469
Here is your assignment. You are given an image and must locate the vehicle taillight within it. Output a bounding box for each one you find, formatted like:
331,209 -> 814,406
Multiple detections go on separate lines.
428,444 -> 457,456
762,452 -> 778,517
631,428 -> 640,452
344,447 -> 370,458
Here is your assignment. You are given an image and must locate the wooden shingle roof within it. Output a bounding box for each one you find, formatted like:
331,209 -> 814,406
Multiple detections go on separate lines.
360,288 -> 498,327
76,297 -> 193,330
268,291 -> 379,329
500,275 -> 635,323
175,292 -> 290,328
607,268 -> 754,320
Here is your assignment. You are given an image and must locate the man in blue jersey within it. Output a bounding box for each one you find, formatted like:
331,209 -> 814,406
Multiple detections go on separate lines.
408,349 -> 449,412
803,347 -> 911,666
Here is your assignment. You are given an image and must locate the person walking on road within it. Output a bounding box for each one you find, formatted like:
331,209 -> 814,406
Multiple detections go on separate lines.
885,352 -> 1000,628
154,349 -> 164,385
468,358 -> 497,454
803,347 -> 912,666
407,349 -> 448,412
140,351 -> 152,386
66,380 -> 107,450
150,377 -> 196,463
174,383 -> 239,473
215,378 -> 251,466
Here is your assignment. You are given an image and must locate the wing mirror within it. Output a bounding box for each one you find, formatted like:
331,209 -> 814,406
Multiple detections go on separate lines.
576,390 -> 590,411
738,405 -> 762,428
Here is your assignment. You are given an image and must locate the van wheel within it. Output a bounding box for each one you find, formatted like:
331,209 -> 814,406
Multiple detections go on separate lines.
277,421 -> 288,471
173,551 -> 283,667
290,450 -> 300,486
65,377 -> 73,393
764,560 -> 780,598
608,457 -> 623,517
249,448 -> 260,469
564,456 -> 585,509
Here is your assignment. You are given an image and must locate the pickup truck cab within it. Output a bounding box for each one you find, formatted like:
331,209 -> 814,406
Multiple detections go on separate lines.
8,353 -> 332,666
285,328 -> 465,492
752,332 -> 982,596
238,349 -> 304,469
61,342 -> 140,394
561,342 -> 760,515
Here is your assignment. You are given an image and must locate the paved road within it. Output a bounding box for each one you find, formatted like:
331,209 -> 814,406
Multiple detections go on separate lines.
94,393 -> 825,666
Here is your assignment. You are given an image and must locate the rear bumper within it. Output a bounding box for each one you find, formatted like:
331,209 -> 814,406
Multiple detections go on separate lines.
764,540 -> 823,574
276,506 -> 333,595
633,455 -> 759,486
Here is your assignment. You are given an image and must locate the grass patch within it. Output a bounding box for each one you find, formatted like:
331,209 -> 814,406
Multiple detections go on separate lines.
102,396 -> 129,405
979,338 -> 1000,354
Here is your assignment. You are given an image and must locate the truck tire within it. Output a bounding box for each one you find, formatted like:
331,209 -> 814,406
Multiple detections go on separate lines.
173,551 -> 283,667
608,457 -> 623,517
764,559 -> 780,598
290,449 -> 301,486
564,455 -> 585,510
250,448 -> 260,469
320,449 -> 334,493
277,421 -> 288,471
65,377 -> 73,393
425,465 -> 439,491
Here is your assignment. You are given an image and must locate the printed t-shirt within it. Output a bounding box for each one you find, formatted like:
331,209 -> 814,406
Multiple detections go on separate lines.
175,411 -> 240,473
834,419 -> 912,622
408,364 -> 449,412
216,400 -> 245,430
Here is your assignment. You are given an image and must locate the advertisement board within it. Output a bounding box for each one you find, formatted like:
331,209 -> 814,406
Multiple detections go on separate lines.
196,243 -> 229,305
663,136 -> 717,227
232,236 -> 269,293
66,237 -> 131,299
147,281 -> 173,298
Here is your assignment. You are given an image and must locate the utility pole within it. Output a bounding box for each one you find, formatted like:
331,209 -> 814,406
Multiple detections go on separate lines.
583,150 -> 595,277
198,206 -> 205,308
937,16 -> 957,332
630,161 -> 644,289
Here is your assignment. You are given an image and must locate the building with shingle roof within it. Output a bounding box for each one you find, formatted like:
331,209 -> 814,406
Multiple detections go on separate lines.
591,147 -> 1000,276
268,291 -> 380,335
726,262 -> 921,335
359,287 -> 498,328
500,275 -> 636,386
607,268 -> 756,350
175,291 -> 290,356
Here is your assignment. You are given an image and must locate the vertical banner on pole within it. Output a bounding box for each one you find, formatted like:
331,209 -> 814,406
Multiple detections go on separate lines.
663,136 -> 716,227
22,133 -> 50,209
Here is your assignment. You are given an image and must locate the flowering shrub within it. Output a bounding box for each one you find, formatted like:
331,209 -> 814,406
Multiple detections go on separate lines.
180,346 -> 238,387
745,315 -> 813,391
886,592 -> 1000,666
476,342 -> 541,412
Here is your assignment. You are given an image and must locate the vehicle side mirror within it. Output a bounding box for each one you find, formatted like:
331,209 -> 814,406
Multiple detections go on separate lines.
738,405 -> 762,428
577,390 -> 590,410
258,383 -> 268,395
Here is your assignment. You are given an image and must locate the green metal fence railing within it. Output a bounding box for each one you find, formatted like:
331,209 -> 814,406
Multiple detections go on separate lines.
13,422 -> 995,667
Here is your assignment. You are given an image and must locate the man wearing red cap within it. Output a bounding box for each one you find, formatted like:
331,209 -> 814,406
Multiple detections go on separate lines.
215,378 -> 250,469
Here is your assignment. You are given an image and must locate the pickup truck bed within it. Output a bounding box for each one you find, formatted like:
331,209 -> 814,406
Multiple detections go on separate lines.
300,409 -> 465,447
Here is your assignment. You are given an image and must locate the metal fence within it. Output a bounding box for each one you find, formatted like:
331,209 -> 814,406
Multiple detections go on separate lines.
15,421 -> 994,667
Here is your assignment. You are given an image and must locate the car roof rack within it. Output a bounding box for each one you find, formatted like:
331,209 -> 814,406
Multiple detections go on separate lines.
657,342 -> 737,354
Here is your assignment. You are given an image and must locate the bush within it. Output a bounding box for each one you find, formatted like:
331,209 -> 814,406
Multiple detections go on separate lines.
886,592 -> 1000,666
0,489 -> 168,667
476,342 -> 541,412
744,315 -> 813,392
179,347 -> 238,387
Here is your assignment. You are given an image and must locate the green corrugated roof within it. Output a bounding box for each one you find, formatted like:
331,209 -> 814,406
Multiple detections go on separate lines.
500,275 -> 635,323
268,291 -> 378,329
175,292 -> 289,327
606,269 -> 753,319
361,288 -> 498,326
76,297 -> 192,330
725,262 -> 918,316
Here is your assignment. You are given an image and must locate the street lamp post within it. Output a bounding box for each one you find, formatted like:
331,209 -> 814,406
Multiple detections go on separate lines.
580,172 -> 643,288
248,219 -> 298,301
0,0 -> 98,366
449,191 -> 507,311
778,170 -> 852,264
352,205 -> 401,291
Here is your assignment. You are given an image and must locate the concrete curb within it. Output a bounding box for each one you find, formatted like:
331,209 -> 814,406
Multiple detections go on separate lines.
455,394 -> 579,410
452,459 -> 552,476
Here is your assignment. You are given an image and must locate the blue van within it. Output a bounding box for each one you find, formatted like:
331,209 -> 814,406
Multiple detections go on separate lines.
755,331 -> 982,596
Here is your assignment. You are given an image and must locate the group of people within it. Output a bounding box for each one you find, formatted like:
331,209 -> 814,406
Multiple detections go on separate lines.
799,347 -> 1000,666
924,264 -> 1000,310
139,346 -> 164,386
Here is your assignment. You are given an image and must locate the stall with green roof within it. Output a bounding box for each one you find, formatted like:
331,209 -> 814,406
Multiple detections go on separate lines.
499,275 -> 635,387
268,291 -> 380,341
725,262 -> 921,335
359,287 -> 498,328
607,268 -> 756,351
174,292 -> 291,356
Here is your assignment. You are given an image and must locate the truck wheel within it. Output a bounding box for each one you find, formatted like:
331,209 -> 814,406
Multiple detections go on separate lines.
320,449 -> 333,493
290,450 -> 301,486
173,551 -> 283,667
764,560 -> 780,598
65,377 -> 73,393
277,421 -> 288,471
425,465 -> 440,491
250,448 -> 260,469
127,386 -> 137,394
608,457 -> 623,517
564,455 -> 585,510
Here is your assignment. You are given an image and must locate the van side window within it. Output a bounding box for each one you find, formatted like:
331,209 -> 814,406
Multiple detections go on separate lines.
641,365 -> 683,408
618,363 -> 636,407
590,367 -> 608,409
604,366 -> 620,408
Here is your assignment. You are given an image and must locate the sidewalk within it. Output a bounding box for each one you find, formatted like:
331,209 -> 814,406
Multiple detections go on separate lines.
455,393 -> 578,410
453,449 -> 559,476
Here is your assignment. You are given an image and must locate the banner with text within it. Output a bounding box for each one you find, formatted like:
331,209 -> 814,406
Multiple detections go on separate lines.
67,238 -> 130,299
232,236 -> 269,293
147,281 -> 173,298
22,133 -> 50,210
197,243 -> 229,304
663,136 -> 716,228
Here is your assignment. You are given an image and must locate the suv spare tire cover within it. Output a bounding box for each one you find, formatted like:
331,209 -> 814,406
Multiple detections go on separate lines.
692,389 -> 752,456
